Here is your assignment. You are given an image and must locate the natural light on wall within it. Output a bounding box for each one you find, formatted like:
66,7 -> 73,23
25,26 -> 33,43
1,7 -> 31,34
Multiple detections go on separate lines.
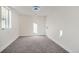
59,30 -> 63,37
33,23 -> 38,34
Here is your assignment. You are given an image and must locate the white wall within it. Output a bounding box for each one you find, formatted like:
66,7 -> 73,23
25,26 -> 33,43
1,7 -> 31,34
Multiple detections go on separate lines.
19,15 -> 46,36
19,15 -> 33,36
0,7 -> 19,52
46,7 -> 79,53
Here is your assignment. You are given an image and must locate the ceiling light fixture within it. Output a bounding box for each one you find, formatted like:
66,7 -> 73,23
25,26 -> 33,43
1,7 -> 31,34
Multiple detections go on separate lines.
32,6 -> 40,12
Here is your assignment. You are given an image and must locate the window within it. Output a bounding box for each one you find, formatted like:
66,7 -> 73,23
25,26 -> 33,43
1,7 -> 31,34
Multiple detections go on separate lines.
1,7 -> 11,30
33,23 -> 38,33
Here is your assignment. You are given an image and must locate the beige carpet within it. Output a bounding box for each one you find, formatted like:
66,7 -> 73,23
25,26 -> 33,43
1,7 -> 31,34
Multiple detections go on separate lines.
2,36 -> 68,53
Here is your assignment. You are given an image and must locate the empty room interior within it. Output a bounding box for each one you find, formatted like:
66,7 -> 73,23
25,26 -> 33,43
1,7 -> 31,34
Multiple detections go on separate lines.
0,6 -> 79,53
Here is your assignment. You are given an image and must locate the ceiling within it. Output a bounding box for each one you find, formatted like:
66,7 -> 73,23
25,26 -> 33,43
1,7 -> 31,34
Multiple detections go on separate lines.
11,6 -> 79,16
12,6 -> 58,16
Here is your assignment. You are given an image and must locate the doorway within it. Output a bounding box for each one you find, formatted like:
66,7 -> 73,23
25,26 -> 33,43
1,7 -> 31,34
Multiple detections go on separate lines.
32,16 -> 46,35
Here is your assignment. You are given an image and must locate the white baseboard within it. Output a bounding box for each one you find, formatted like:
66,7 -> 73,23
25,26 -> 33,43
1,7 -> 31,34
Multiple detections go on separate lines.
0,35 -> 19,52
46,35 -> 70,53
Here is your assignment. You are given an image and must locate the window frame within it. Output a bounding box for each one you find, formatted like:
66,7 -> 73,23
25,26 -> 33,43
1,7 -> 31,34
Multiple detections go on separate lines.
0,6 -> 12,30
